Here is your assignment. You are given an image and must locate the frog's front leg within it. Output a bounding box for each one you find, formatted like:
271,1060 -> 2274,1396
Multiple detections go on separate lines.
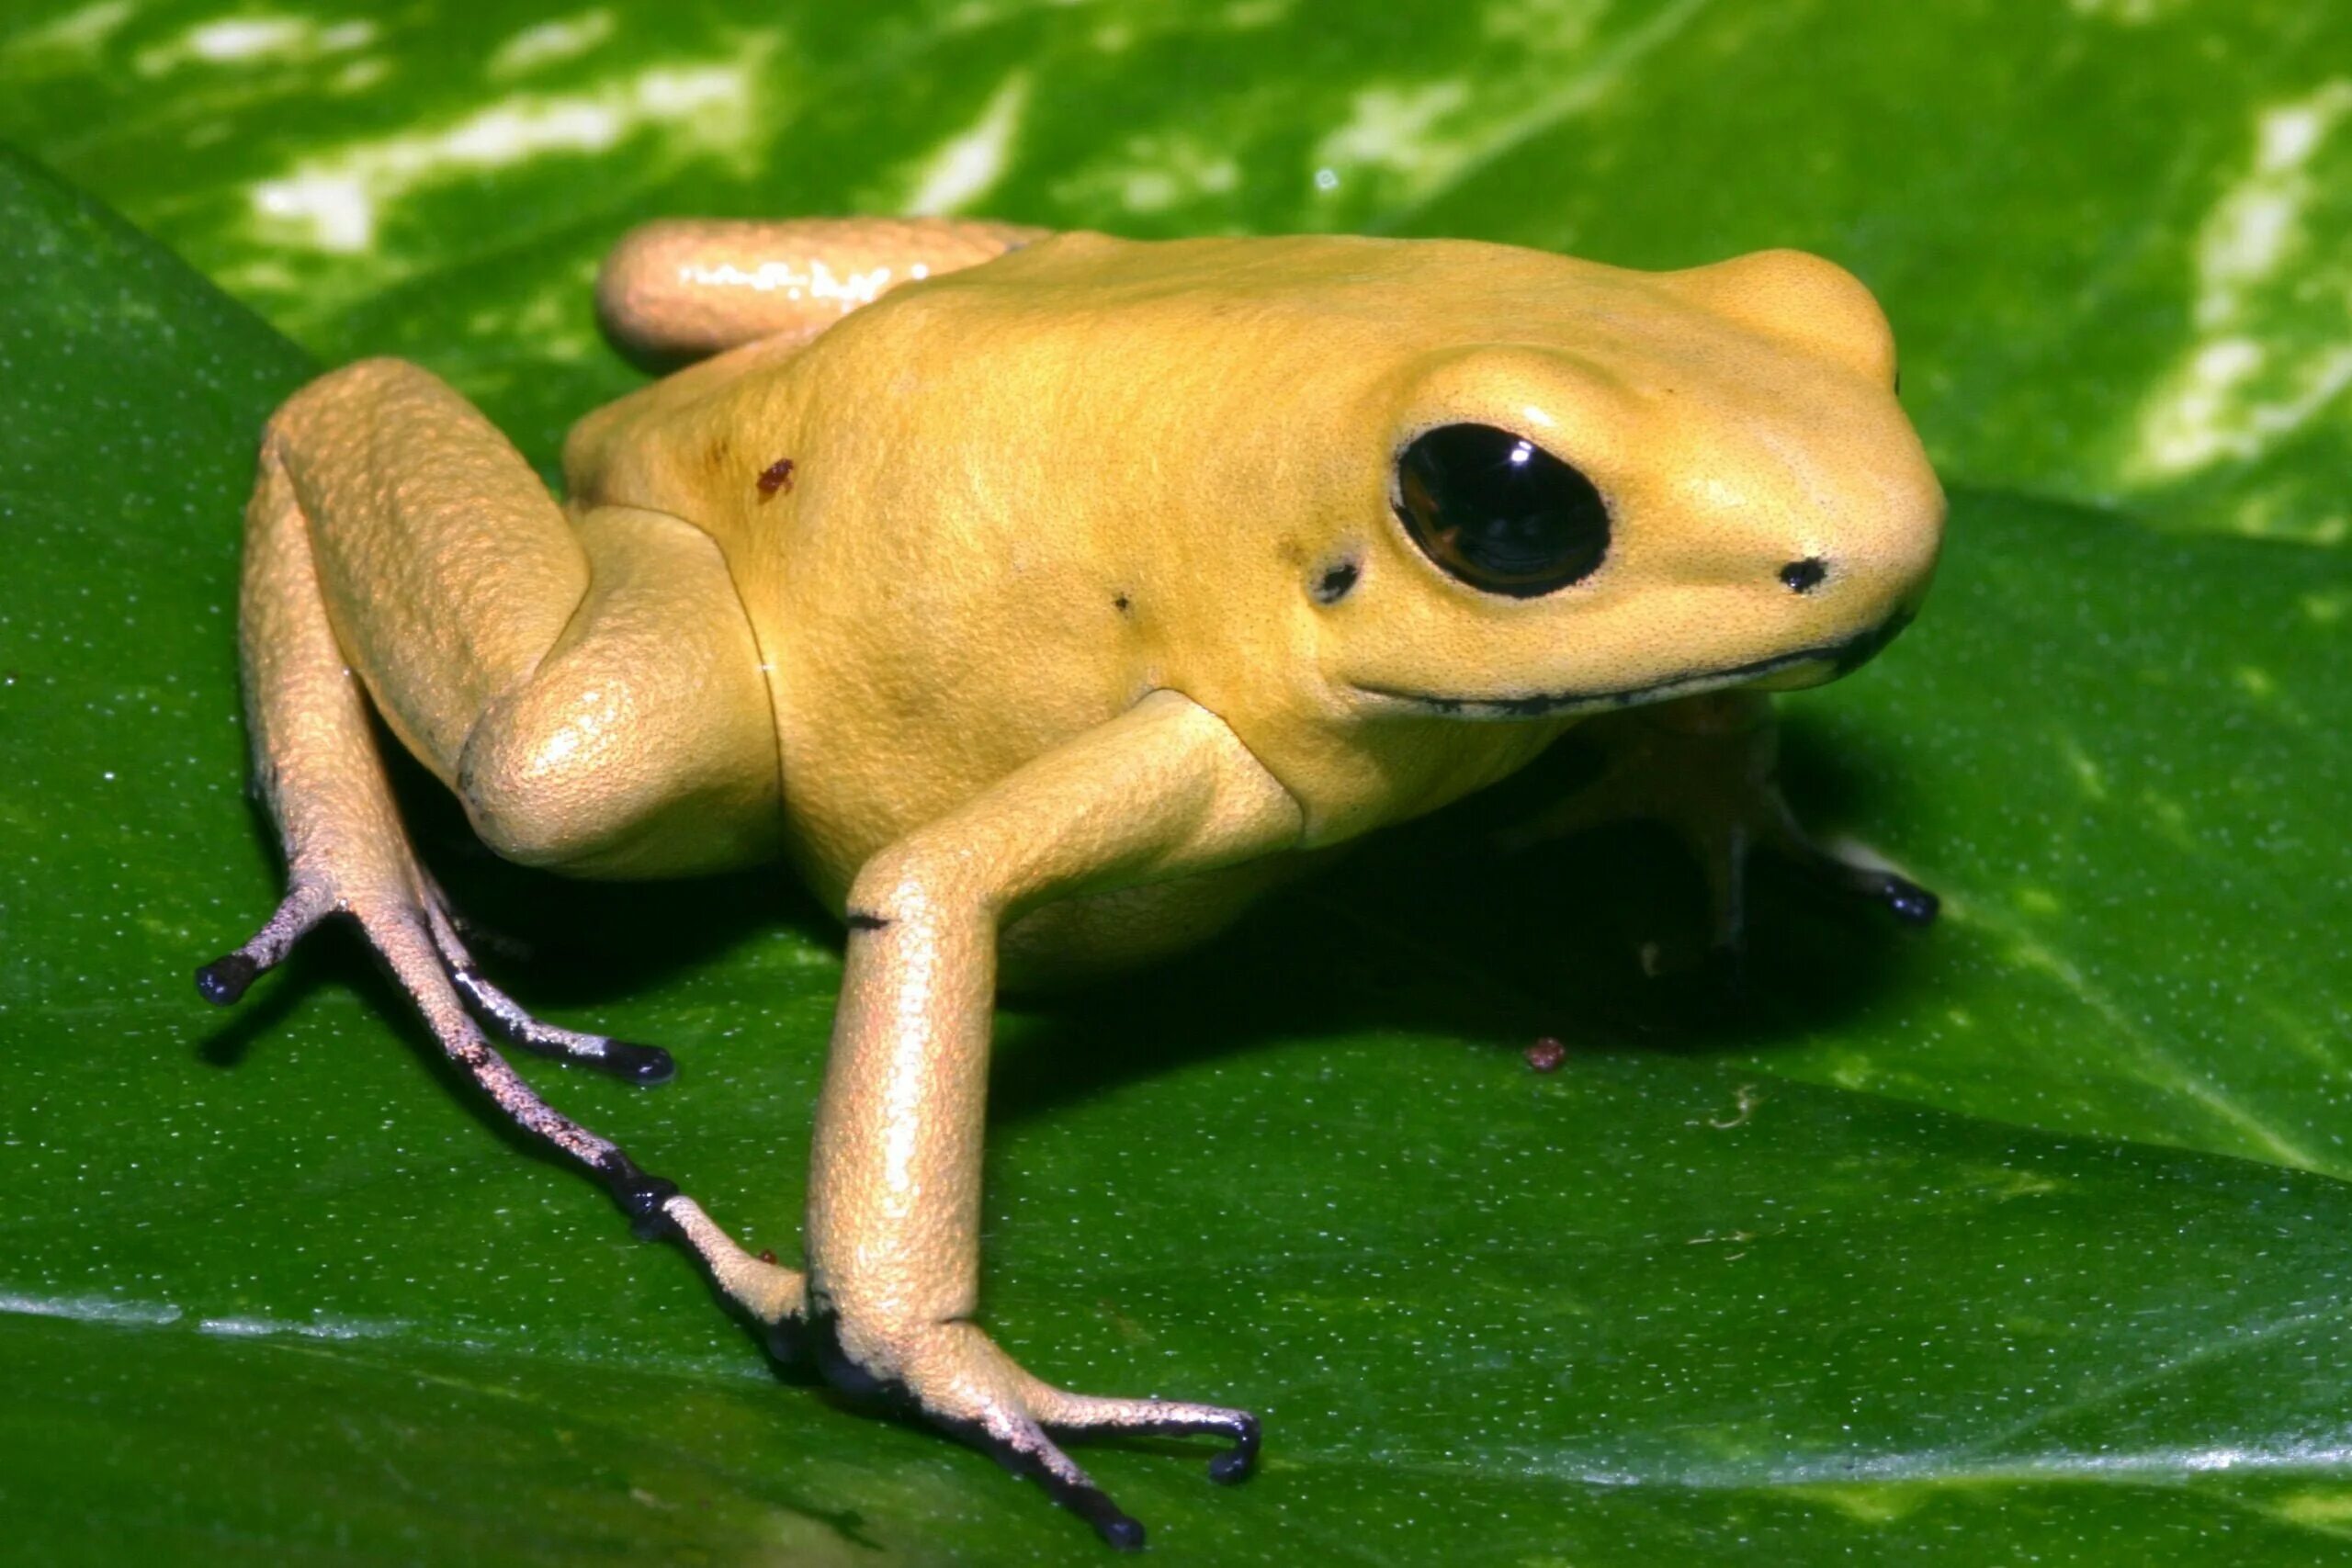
198,358 -> 799,1326
1503,691 -> 1937,976
806,691 -> 1302,1550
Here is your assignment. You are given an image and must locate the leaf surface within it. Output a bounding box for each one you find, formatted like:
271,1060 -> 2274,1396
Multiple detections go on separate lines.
3,5 -> 2351,1560
6,0 -> 2351,542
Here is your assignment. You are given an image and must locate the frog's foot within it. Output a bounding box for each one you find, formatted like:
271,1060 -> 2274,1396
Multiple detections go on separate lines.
1501,690 -> 1937,973
196,880 -> 803,1320
804,1314 -> 1258,1550
418,894 -> 677,1085
1766,828 -> 1939,930
198,881 -> 675,1085
196,877 -> 674,1216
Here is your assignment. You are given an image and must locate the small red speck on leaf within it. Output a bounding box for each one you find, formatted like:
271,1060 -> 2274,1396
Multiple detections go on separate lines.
1523,1037 -> 1567,1073
758,1248 -> 779,1265
756,457 -> 796,499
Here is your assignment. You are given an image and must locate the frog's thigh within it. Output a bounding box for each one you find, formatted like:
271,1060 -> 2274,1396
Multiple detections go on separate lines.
596,216 -> 1050,362
269,358 -> 779,878
460,504 -> 781,876
802,692 -> 1304,1541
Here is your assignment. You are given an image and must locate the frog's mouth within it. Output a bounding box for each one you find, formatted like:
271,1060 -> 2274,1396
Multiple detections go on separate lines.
1353,610 -> 1914,721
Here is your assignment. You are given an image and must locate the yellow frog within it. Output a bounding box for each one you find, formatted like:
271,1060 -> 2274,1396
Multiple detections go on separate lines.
195,218 -> 1943,1548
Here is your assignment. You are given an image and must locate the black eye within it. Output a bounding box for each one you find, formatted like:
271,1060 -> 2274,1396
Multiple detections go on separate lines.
1393,423 -> 1610,597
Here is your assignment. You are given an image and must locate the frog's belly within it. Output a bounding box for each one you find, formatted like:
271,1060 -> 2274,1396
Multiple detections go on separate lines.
997,852 -> 1319,990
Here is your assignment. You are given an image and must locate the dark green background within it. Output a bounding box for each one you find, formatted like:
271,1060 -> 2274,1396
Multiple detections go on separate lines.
2,3 -> 2348,1562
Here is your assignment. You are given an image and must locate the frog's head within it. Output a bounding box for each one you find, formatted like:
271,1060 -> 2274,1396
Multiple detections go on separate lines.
1309,247 -> 1943,721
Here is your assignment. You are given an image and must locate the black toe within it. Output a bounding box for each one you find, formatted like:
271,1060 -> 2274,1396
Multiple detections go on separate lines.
195,953 -> 258,1006
605,1156 -> 681,1239
1067,1489 -> 1144,1551
1210,1411 -> 1260,1483
1883,877 -> 1940,927
605,1041 -> 677,1085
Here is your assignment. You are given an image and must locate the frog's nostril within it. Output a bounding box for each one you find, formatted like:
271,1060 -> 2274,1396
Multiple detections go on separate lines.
1779,557 -> 1828,595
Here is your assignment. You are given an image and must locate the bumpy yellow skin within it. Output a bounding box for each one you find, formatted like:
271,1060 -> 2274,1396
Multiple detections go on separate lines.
213,218 -> 1943,1548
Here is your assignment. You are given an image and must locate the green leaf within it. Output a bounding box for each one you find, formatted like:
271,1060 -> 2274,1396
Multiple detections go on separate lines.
6,0 -> 2352,543
1370,499 -> 2352,1179
4,5 -> 2351,1562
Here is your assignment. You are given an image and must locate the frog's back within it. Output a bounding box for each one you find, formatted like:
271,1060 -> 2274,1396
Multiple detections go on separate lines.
562,238 -> 1354,891
559,231 -> 1862,931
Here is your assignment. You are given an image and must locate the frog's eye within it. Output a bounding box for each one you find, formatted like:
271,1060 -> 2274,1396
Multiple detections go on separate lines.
1393,423 -> 1610,597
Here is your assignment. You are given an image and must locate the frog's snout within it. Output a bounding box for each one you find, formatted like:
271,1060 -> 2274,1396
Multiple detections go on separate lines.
1751,484 -> 1941,645
1743,518 -> 1937,692
1748,596 -> 1923,694
1830,604 -> 1917,675
1768,547 -> 1931,622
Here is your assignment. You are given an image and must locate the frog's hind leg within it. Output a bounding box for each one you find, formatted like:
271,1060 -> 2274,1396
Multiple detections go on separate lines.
197,358 -> 799,1332
596,216 -> 1049,363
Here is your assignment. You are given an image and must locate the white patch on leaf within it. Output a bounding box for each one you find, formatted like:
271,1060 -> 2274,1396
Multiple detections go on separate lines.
895,73 -> 1030,217
1053,132 -> 1240,216
247,62 -> 760,253
1306,0 -> 1705,221
330,55 -> 387,94
0,1291 -> 182,1325
1310,81 -> 1474,202
2129,82 -> 2352,498
488,10 -> 616,77
461,271 -> 600,363
198,1314 -> 408,1341
134,15 -> 377,75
